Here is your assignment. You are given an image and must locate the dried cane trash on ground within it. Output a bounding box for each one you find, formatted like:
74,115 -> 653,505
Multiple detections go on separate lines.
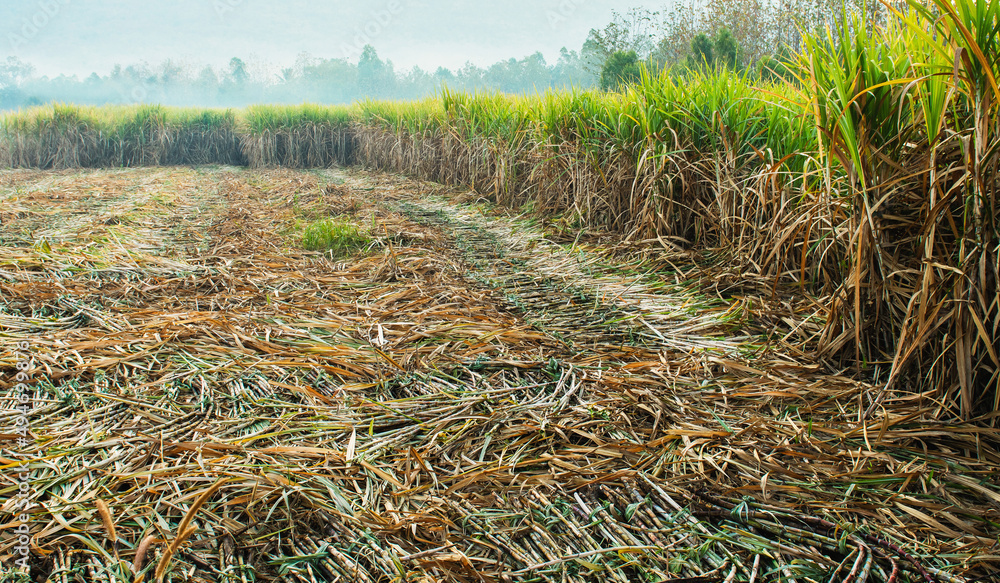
0,167 -> 997,583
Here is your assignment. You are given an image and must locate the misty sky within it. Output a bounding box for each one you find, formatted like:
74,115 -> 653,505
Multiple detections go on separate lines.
2,0 -> 668,77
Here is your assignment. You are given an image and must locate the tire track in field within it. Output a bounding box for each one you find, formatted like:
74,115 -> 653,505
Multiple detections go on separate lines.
338,171 -> 754,360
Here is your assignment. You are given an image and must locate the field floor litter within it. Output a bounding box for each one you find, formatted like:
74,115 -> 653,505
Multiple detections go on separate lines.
0,167 -> 998,583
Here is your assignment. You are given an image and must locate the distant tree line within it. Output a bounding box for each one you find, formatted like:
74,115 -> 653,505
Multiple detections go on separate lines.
0,47 -> 593,110
0,1 -> 886,108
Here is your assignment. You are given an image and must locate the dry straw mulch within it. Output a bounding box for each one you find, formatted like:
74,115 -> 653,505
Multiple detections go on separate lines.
0,167 -> 997,583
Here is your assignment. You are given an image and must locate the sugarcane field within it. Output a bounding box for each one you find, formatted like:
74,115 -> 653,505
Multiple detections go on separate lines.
1,1 -> 1000,583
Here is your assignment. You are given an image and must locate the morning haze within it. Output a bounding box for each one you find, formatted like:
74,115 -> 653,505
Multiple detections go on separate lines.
2,0 -> 664,77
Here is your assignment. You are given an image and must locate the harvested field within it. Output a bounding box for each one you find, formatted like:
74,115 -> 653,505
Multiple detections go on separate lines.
1,166 -> 999,583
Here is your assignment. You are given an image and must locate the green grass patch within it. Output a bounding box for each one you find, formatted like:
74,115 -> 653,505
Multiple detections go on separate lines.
301,219 -> 370,256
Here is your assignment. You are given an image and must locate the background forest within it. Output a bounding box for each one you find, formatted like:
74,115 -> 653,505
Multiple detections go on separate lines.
1,0 -> 871,109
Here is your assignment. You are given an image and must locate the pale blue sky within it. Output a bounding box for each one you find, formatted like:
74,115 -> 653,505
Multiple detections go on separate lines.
2,0 -> 668,77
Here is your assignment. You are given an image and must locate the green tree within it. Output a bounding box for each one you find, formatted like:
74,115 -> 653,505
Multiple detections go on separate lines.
456,61 -> 485,89
553,48 -> 593,88
0,56 -> 34,109
714,28 -> 738,68
301,58 -> 359,103
228,57 -> 248,86
434,67 -> 454,85
196,66 -> 220,104
0,56 -> 34,88
358,45 -> 395,97
689,33 -> 714,67
599,50 -> 642,91
583,8 -> 658,75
